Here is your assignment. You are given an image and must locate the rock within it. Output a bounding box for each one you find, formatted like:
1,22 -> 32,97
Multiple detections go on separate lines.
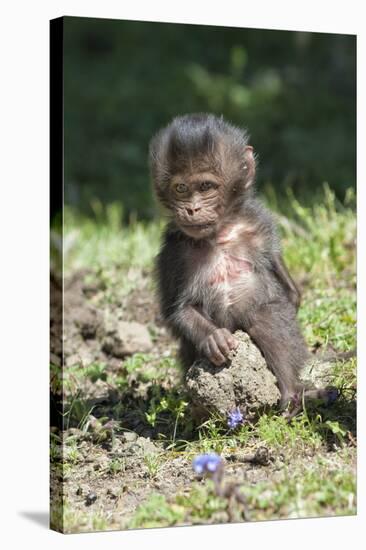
74,306 -> 102,340
85,492 -> 97,506
102,320 -> 153,358
128,437 -> 160,456
121,431 -> 138,443
64,343 -> 98,367
185,330 -> 280,418
89,379 -> 110,401
300,358 -> 334,388
50,352 -> 61,367
65,353 -> 80,367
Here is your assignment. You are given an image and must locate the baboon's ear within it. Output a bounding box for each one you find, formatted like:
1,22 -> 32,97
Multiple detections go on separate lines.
244,145 -> 256,189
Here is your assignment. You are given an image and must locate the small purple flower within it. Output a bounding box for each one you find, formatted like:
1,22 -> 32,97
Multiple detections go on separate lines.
192,453 -> 222,475
227,407 -> 244,429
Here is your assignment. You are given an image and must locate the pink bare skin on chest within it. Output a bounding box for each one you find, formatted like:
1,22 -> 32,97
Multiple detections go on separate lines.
208,223 -> 254,286
184,222 -> 258,313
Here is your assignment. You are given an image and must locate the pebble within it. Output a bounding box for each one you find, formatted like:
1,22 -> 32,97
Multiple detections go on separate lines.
85,492 -> 97,506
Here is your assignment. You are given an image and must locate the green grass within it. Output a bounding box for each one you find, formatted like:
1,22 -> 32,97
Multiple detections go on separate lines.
51,500 -> 109,533
62,203 -> 163,300
127,482 -> 240,529
180,399 -> 355,459
128,493 -> 187,529
245,456 -> 356,520
64,202 -> 163,272
128,448 -> 355,529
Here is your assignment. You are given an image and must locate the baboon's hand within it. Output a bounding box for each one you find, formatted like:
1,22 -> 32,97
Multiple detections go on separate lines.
201,328 -> 238,366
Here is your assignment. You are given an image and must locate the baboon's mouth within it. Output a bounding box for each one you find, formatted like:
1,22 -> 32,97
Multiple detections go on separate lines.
181,223 -> 215,229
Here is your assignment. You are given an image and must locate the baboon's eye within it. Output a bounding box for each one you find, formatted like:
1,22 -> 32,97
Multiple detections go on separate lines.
175,183 -> 188,193
199,181 -> 214,192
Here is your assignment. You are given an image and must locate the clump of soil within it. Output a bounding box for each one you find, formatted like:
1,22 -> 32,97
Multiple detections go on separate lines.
185,329 -> 339,420
186,331 -> 281,418
102,320 -> 153,358
50,270 -> 163,368
50,269 -> 183,437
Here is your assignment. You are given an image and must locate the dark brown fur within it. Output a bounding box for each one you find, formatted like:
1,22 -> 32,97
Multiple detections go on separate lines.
150,114 -> 335,412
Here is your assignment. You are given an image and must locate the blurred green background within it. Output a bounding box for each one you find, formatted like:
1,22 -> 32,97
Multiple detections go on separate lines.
63,17 -> 356,219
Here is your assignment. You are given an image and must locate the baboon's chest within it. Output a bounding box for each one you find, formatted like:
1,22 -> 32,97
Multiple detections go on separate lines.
187,245 -> 254,310
206,249 -> 253,285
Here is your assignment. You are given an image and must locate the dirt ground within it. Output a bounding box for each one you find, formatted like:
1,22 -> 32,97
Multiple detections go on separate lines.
50,270 -> 356,533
